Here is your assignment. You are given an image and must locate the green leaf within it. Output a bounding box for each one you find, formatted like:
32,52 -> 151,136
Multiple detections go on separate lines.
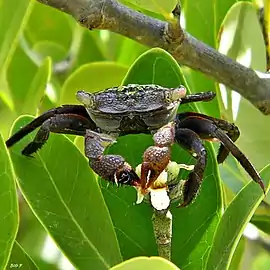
75,30 -> 105,67
32,41 -> 67,63
122,48 -> 184,88
0,0 -> 34,72
205,165 -> 270,270
111,256 -> 180,270
101,48 -> 222,269
251,214 -> 270,235
21,57 -> 51,115
119,0 -> 177,17
25,1 -> 72,51
60,62 -> 128,104
0,133 -> 19,269
7,42 -> 38,114
0,100 -> 16,138
8,241 -> 38,270
181,0 -> 215,46
9,116 -> 122,270
219,155 -> 246,195
229,237 -> 245,270
117,38 -> 147,67
0,0 -> 34,111
251,253 -> 270,270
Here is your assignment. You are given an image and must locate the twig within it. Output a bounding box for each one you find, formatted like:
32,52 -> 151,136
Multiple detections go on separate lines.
152,209 -> 172,260
36,0 -> 270,114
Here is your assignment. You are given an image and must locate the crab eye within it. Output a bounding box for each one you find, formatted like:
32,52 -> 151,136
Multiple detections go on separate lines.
164,86 -> 186,102
76,90 -> 94,107
171,86 -> 186,101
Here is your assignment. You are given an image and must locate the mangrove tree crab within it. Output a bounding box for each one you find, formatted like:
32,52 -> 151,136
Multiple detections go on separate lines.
6,84 -> 265,208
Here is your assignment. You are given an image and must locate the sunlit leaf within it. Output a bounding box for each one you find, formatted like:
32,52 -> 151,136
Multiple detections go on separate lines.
251,253 -> 270,270
8,241 -> 38,270
0,133 -> 19,269
25,1 -> 72,51
0,0 -> 33,72
229,237 -> 245,270
0,100 -> 16,139
32,41 -> 67,63
122,47 -> 184,88
117,38 -> 147,66
75,30 -> 105,67
111,256 -> 180,270
119,0 -> 177,17
206,165 -> 270,270
0,0 -> 34,111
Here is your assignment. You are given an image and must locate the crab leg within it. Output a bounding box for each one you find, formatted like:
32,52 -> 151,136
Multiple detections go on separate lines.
174,128 -> 207,207
6,105 -> 95,149
24,114 -> 92,155
84,130 -> 140,186
176,112 -> 240,163
175,114 -> 265,192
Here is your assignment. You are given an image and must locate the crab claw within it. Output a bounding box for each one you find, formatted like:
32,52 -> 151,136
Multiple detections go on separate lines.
140,146 -> 171,191
139,123 -> 175,191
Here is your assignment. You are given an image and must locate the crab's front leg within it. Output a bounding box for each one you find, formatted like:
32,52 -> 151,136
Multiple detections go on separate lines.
174,128 -> 207,207
84,130 -> 140,186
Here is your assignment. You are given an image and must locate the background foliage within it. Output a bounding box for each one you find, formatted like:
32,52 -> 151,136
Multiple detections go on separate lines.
1,0 -> 270,269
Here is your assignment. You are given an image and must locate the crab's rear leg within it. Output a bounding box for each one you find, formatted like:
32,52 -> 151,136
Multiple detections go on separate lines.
177,112 -> 240,163
20,113 -> 94,155
176,114 -> 265,192
84,130 -> 140,186
6,105 -> 94,150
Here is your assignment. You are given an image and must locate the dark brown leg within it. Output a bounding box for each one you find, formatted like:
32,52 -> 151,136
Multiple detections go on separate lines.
174,128 -> 207,207
175,114 -> 265,192
181,91 -> 216,104
176,112 -> 240,163
6,105 -> 96,148
21,113 -> 94,155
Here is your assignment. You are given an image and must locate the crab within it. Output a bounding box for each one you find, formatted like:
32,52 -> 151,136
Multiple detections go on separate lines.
6,84 -> 265,208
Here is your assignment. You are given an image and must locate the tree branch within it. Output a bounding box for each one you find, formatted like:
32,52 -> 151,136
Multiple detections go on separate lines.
37,0 -> 270,115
